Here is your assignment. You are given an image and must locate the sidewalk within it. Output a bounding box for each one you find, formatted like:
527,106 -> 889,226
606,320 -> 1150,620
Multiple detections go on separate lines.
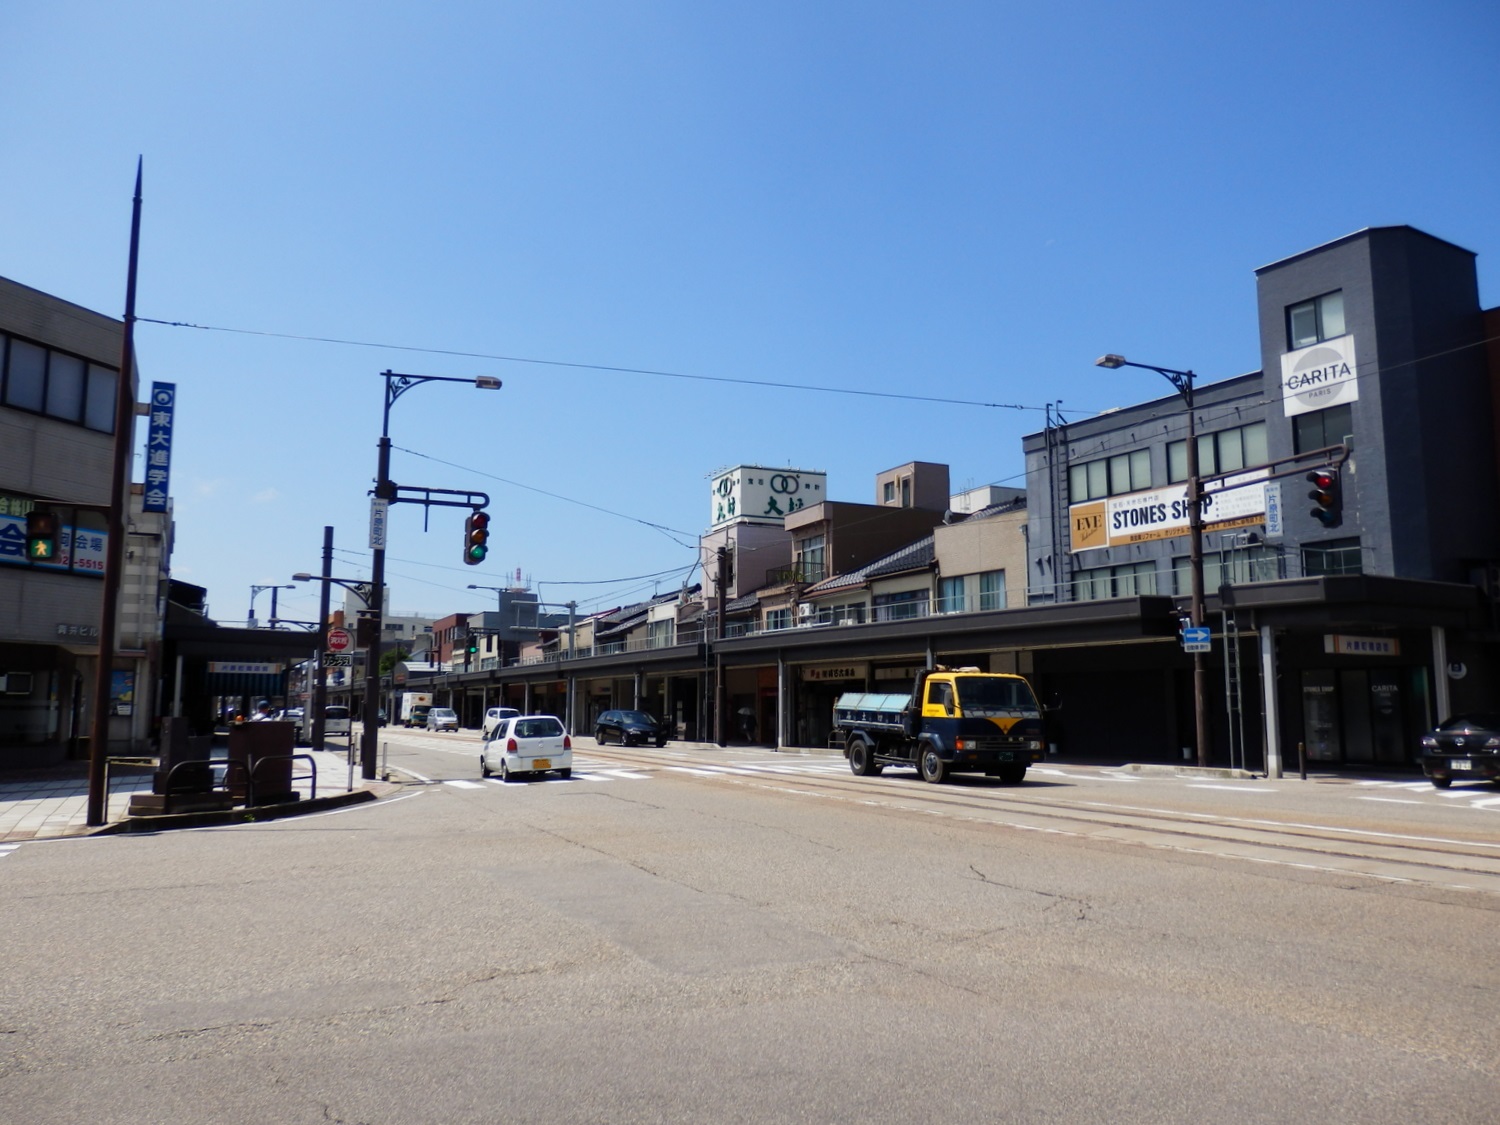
0,748 -> 395,844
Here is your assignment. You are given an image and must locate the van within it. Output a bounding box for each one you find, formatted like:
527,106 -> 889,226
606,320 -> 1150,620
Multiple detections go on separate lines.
324,705 -> 352,737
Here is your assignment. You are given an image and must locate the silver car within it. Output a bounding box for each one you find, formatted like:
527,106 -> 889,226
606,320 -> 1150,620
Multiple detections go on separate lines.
426,706 -> 460,732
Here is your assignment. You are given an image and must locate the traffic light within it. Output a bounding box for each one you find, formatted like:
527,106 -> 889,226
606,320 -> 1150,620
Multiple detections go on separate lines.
25,509 -> 59,562
1306,467 -> 1343,528
466,633 -> 479,656
463,509 -> 490,565
355,613 -> 378,647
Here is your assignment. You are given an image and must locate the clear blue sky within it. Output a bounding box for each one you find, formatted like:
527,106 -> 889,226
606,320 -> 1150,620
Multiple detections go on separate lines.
4,1 -> 1497,626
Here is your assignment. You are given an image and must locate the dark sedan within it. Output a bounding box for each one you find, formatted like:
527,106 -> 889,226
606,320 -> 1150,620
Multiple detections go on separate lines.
594,709 -> 668,747
1419,713 -> 1500,788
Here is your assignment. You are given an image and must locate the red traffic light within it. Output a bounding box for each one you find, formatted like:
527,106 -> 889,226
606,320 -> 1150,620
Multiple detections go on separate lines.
1306,468 -> 1342,528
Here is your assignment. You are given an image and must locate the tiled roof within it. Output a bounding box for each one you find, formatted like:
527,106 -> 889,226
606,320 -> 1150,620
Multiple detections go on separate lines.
805,534 -> 935,596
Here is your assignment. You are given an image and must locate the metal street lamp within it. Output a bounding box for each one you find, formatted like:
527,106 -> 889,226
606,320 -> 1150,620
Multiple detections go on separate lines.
467,583 -> 507,612
361,370 -> 501,780
1095,353 -> 1210,768
248,583 -> 295,628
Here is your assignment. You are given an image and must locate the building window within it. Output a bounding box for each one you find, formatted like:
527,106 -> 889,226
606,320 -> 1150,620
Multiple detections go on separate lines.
764,608 -> 791,631
937,575 -> 965,614
1292,403 -> 1352,454
794,534 -> 826,583
1070,448 -> 1150,501
883,481 -> 896,503
978,569 -> 1005,610
1073,561 -> 1157,602
872,589 -> 928,621
0,332 -> 118,433
648,618 -> 674,648
900,477 -> 912,507
1301,538 -> 1362,577
1172,545 -> 1284,594
1288,290 -> 1346,349
1168,422 -> 1267,483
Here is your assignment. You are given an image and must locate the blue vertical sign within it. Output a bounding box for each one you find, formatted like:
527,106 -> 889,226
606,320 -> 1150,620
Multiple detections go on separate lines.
143,382 -> 176,513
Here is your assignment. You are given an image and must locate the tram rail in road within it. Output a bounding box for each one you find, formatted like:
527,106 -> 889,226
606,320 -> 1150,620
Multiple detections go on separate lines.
569,741 -> 1500,899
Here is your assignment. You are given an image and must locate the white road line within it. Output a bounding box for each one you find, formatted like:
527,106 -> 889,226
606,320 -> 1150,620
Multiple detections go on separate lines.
444,780 -> 486,789
1471,797 -> 1500,810
1356,796 -> 1422,805
0,844 -> 20,858
593,769 -> 650,780
1187,784 -> 1276,793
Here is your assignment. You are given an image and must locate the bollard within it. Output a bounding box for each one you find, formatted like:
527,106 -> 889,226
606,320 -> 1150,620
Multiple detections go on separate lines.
1298,740 -> 1307,781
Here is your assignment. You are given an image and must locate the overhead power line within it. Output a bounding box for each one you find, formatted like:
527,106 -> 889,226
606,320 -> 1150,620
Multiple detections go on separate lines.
136,316 -> 1046,412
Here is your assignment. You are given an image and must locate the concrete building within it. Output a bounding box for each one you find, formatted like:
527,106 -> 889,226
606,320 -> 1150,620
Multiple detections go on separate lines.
0,276 -> 158,767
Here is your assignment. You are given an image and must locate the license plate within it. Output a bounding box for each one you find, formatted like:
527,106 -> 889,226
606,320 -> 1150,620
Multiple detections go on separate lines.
532,759 -> 551,771
1451,758 -> 1473,771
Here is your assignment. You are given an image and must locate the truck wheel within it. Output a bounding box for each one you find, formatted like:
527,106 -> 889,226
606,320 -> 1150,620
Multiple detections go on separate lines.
848,738 -> 880,777
998,764 -> 1027,784
919,745 -> 948,784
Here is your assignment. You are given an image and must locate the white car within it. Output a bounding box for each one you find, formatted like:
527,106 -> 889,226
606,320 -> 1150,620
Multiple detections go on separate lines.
481,715 -> 571,782
481,706 -> 520,741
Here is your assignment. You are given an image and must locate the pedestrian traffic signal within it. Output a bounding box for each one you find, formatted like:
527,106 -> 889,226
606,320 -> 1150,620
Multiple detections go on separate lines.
1306,468 -> 1342,528
25,509 -> 59,561
463,510 -> 490,565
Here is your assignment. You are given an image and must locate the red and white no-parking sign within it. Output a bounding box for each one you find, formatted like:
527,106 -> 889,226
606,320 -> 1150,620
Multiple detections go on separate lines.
325,627 -> 353,653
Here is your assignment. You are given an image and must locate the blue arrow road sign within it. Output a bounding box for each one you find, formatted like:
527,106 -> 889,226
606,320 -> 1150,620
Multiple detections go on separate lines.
1182,626 -> 1211,653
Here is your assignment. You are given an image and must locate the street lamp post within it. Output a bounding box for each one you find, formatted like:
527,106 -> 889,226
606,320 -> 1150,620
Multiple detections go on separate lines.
361,370 -> 501,780
292,564 -> 370,752
1096,354 -> 1210,768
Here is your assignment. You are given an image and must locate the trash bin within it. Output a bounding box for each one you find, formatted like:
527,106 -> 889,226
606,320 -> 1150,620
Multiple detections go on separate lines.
228,721 -> 297,805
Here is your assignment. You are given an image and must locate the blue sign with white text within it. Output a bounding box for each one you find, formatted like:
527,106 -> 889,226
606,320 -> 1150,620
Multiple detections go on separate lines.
143,382 -> 176,513
1181,626 -> 1211,653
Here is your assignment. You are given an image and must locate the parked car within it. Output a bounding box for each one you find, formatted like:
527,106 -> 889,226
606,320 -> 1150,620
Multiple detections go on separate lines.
276,707 -> 305,743
594,709 -> 668,747
324,705 -> 352,738
1419,713 -> 1500,788
481,715 -> 571,781
482,706 -> 520,741
426,706 -> 460,732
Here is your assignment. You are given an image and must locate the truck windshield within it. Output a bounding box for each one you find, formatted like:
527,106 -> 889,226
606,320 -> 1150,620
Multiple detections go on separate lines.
955,677 -> 1038,716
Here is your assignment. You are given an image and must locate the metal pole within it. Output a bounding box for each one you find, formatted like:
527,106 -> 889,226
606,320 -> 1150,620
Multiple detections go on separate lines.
1184,378 -> 1210,768
361,432 -> 390,780
86,159 -> 142,828
715,547 -> 728,747
311,526 -> 333,752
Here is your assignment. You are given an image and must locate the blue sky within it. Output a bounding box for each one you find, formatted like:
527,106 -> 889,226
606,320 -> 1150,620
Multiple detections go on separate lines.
4,1 -> 1497,626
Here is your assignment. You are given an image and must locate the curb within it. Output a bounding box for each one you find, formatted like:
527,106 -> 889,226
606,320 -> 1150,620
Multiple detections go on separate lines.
91,788 -> 380,836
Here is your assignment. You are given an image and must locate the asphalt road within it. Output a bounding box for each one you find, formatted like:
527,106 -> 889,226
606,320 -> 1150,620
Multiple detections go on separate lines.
2,729 -> 1496,1124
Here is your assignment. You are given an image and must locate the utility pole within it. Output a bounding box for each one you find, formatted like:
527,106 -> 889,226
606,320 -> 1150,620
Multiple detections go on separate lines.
86,159 -> 141,828
716,546 -> 728,747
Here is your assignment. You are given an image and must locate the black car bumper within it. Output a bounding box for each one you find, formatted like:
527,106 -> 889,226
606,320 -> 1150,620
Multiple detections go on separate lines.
1421,753 -> 1500,782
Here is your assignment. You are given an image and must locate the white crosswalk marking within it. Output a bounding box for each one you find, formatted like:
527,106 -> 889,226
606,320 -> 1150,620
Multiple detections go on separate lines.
0,844 -> 19,859
445,780 -> 486,790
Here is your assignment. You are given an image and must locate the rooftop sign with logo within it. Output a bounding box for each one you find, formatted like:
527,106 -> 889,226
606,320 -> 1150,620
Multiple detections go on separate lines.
710,465 -> 827,529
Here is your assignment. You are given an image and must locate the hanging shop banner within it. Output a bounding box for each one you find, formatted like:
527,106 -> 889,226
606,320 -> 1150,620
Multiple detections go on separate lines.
1069,469 -> 1270,552
800,662 -> 868,682
0,498 -> 107,577
1281,334 -> 1358,418
142,382 -> 176,513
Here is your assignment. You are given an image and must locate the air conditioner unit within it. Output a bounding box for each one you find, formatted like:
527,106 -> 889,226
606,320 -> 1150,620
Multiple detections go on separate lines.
797,603 -> 814,617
